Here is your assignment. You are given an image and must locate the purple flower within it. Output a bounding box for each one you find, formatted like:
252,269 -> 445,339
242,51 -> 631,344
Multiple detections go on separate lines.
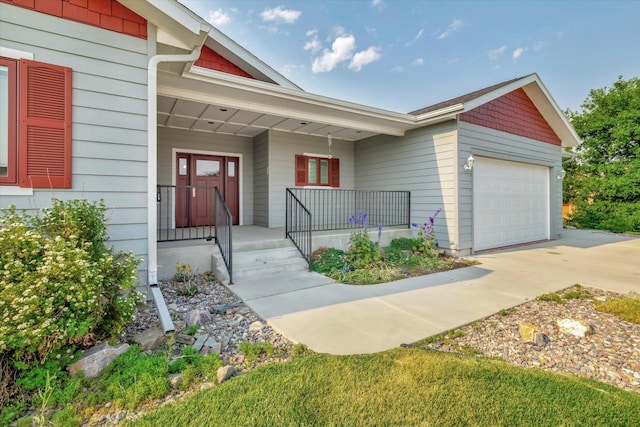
363,213 -> 369,227
349,215 -> 355,225
343,267 -> 350,273
377,223 -> 383,239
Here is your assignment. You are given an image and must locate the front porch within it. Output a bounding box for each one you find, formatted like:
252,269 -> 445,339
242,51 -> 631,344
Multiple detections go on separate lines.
157,185 -> 411,283
157,225 -> 412,284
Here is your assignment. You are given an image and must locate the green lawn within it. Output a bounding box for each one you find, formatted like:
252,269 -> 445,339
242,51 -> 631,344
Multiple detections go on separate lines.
127,348 -> 640,427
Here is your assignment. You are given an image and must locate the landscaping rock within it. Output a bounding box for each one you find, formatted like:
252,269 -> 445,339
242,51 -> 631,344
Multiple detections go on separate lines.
217,365 -> 237,383
132,326 -> 166,351
518,322 -> 548,347
249,321 -> 265,332
185,309 -> 212,326
628,291 -> 640,299
169,373 -> 182,388
67,342 -> 129,378
210,302 -> 239,314
557,318 -> 593,337
175,333 -> 196,345
192,334 -> 209,352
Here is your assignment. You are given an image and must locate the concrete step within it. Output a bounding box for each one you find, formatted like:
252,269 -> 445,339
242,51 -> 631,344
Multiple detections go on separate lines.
213,245 -> 309,284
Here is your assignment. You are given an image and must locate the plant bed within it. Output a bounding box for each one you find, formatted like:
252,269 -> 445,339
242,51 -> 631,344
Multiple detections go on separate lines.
311,210 -> 476,285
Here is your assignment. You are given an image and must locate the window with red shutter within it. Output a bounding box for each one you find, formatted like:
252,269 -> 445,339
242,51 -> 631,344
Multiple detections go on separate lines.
19,59 -> 72,189
294,154 -> 340,187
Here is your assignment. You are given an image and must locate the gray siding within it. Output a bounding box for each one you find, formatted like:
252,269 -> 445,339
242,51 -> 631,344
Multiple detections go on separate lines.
0,5 -> 149,273
253,132 -> 269,227
457,121 -> 563,253
355,122 -> 457,249
268,130 -> 355,228
157,127 -> 254,225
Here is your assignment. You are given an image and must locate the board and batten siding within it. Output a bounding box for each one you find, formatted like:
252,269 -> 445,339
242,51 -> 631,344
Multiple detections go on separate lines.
355,122 -> 458,250
0,4 -> 150,273
253,131 -> 269,227
267,130 -> 355,228
157,127 -> 254,226
457,121 -> 563,253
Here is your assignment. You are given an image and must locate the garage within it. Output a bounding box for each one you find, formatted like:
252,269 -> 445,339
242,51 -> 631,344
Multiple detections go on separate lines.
473,157 -> 550,251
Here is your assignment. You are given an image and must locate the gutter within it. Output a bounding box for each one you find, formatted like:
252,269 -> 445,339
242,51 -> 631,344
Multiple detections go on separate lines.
147,46 -> 203,333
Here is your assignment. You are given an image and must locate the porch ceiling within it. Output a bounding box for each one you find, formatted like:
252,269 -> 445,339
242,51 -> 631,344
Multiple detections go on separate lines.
157,95 -> 378,141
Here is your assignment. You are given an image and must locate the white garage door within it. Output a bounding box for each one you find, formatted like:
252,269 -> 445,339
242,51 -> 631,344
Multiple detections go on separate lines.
473,157 -> 550,251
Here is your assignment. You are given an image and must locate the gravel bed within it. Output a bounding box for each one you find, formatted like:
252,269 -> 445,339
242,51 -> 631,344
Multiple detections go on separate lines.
124,273 -> 295,367
419,285 -> 640,393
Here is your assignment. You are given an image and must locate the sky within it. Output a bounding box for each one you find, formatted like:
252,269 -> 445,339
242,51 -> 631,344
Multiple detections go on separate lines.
180,0 -> 640,114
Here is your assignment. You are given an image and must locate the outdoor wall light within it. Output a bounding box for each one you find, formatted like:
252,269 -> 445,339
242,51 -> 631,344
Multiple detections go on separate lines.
557,169 -> 566,180
464,154 -> 475,172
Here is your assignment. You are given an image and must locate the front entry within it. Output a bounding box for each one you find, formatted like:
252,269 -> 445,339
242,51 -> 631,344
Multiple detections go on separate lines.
176,153 -> 239,227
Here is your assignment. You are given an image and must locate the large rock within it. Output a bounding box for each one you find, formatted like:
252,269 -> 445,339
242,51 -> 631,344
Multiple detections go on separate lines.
133,326 -> 166,351
217,365 -> 237,384
518,323 -> 548,346
185,309 -> 212,326
67,342 -> 129,378
557,319 -> 593,337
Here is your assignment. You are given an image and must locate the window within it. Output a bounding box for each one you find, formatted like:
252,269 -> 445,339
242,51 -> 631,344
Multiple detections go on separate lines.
295,154 -> 339,187
0,56 -> 72,188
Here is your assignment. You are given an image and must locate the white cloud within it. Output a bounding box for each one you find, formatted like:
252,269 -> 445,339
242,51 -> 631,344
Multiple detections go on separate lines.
261,6 -> 301,24
406,28 -> 425,46
438,19 -> 464,39
304,38 -> 322,53
306,29 -> 318,37
512,47 -> 527,58
447,57 -> 460,64
411,57 -> 424,66
371,0 -> 383,7
208,9 -> 230,26
348,46 -> 381,71
533,41 -> 544,51
487,45 -> 507,60
391,65 -> 404,73
312,35 -> 356,73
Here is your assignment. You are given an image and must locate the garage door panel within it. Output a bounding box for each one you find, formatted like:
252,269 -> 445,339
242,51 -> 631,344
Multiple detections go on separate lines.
473,157 -> 550,251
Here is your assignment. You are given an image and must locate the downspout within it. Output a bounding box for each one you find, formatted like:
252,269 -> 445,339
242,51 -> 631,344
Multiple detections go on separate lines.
147,46 -> 203,333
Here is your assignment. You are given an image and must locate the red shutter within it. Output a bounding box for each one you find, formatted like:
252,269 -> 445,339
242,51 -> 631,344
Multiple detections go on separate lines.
295,154 -> 307,186
330,158 -> 340,187
19,59 -> 72,188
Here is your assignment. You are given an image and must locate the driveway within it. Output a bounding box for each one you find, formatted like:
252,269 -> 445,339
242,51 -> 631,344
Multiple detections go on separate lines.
231,229 -> 640,355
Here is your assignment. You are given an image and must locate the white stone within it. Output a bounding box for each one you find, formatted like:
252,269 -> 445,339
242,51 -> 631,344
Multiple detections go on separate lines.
185,309 -> 212,326
249,321 -> 265,332
557,319 -> 593,337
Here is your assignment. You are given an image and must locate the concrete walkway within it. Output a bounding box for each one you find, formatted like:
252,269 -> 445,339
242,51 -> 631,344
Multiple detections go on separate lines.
229,229 -> 640,355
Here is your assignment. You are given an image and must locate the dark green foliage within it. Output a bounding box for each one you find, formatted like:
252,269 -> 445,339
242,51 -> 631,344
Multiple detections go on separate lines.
564,76 -> 640,232
312,247 -> 348,274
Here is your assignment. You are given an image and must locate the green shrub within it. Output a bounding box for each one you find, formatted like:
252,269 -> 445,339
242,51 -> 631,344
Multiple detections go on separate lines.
594,297 -> 640,324
312,247 -> 348,274
347,230 -> 381,268
0,200 -> 142,395
239,341 -> 274,365
411,208 -> 441,257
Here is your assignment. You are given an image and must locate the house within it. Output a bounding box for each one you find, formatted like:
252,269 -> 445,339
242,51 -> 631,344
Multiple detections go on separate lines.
0,0 -> 580,292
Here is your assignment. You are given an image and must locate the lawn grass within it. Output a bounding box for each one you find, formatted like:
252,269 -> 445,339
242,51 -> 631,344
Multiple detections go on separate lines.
127,348 -> 640,427
594,295 -> 640,324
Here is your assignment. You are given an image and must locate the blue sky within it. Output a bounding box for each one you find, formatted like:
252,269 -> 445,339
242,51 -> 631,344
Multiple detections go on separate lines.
181,0 -> 640,114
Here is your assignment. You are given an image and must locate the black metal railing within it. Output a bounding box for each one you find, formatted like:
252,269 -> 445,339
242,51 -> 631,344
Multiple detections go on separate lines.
285,188 -> 313,269
286,188 -> 411,231
156,184 -> 233,283
214,186 -> 233,284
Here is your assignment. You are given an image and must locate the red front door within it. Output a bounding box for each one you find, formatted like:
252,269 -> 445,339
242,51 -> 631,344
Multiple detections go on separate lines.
175,153 -> 239,227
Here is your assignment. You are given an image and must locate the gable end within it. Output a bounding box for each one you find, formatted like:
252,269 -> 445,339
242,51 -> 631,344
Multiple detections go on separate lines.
194,45 -> 255,80
459,88 -> 561,146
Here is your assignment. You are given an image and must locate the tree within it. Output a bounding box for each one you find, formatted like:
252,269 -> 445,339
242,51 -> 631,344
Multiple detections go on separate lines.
564,76 -> 640,232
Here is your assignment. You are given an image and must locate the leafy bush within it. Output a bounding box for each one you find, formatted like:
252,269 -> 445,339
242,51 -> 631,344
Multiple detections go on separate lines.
594,296 -> 640,324
239,341 -> 274,365
0,200 -> 142,396
312,247 -> 348,274
346,211 -> 381,268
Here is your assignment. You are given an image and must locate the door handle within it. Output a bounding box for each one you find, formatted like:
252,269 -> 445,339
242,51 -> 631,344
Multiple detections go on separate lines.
192,187 -> 196,198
